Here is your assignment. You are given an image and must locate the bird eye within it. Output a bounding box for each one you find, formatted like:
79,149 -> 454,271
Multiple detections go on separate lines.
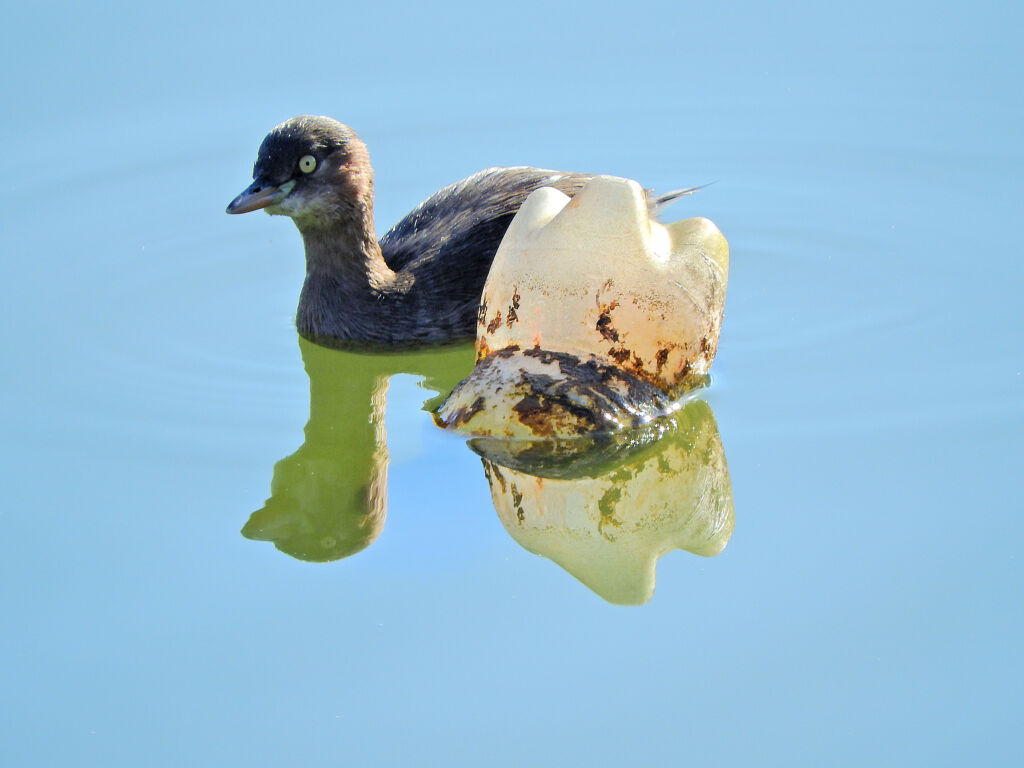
299,155 -> 317,174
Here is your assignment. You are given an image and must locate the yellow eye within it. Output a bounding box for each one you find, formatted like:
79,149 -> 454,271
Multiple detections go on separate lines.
299,155 -> 317,174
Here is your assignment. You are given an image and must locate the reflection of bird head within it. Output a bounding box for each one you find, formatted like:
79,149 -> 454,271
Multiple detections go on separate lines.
226,115 -> 372,230
242,449 -> 387,563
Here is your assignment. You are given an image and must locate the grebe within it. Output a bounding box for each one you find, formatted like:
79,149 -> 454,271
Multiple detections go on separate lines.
227,115 -> 592,347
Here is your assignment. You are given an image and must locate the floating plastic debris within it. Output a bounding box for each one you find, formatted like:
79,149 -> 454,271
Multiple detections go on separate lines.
437,176 -> 728,438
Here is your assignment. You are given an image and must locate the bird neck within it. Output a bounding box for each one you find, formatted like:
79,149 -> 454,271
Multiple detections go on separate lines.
293,200 -> 405,343
299,198 -> 392,286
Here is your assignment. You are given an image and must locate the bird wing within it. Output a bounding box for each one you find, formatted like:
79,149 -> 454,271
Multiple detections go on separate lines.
379,167 -> 591,273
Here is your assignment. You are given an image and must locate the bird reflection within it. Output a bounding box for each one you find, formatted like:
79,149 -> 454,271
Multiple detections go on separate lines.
241,336 -> 474,561
471,399 -> 734,605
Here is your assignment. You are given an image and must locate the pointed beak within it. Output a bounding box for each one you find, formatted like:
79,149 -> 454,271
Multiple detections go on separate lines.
226,179 -> 296,214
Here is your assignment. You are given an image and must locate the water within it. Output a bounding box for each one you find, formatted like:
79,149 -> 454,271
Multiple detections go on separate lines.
2,1 -> 1022,765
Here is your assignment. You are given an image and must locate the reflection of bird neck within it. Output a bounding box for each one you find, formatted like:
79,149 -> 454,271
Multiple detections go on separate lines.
300,340 -> 388,446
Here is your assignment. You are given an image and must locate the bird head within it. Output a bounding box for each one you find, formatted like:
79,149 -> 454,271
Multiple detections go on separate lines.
226,115 -> 373,228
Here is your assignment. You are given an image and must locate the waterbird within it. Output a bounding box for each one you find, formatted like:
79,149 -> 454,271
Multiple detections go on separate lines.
227,115 -> 697,347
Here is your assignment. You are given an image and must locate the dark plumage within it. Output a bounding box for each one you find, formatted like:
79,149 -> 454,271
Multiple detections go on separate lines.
227,115 -> 592,347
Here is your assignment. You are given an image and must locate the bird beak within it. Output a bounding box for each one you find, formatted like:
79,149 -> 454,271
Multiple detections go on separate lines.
226,179 -> 296,214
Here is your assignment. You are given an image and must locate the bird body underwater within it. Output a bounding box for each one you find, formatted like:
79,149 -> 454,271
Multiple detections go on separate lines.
227,116 -> 691,347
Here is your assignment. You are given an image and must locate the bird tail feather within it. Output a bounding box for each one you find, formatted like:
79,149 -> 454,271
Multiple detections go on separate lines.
647,182 -> 716,214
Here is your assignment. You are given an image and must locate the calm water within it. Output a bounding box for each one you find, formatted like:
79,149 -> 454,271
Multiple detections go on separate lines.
2,1 -> 1022,765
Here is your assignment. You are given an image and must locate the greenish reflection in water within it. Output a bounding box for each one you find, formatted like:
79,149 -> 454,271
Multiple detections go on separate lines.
242,337 -> 475,561
243,336 -> 733,603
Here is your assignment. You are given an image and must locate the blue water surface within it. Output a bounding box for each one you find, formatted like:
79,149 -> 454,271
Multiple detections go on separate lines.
1,1 -> 1021,765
